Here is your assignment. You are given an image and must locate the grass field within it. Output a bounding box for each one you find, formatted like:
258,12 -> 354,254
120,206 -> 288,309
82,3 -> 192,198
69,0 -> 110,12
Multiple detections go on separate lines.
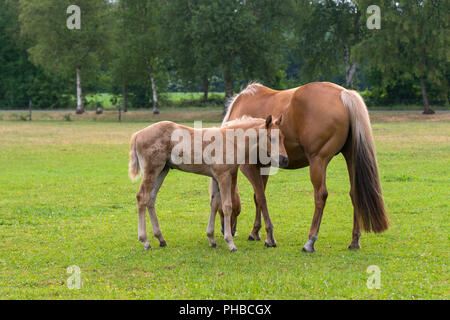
0,113 -> 448,299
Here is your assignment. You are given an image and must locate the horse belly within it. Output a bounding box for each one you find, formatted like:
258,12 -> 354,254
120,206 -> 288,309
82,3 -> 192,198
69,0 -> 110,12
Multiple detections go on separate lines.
285,142 -> 309,169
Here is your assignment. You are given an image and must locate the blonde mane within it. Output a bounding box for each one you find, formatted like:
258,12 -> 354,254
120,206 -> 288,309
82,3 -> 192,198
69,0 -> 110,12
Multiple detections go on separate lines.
222,81 -> 264,125
222,115 -> 263,128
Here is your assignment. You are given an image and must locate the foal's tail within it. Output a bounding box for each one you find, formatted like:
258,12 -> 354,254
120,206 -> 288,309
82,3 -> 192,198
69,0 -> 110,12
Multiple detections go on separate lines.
341,90 -> 389,233
129,133 -> 141,181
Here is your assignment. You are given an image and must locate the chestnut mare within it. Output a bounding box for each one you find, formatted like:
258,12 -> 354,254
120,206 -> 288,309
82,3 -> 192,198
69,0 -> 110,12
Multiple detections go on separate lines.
210,81 -> 389,252
129,116 -> 288,252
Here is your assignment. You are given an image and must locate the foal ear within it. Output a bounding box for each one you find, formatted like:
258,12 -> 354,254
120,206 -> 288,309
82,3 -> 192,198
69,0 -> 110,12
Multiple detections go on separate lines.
265,115 -> 273,128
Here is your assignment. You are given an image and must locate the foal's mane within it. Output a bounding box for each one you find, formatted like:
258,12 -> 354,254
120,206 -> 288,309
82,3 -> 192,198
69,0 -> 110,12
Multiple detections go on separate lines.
222,115 -> 264,128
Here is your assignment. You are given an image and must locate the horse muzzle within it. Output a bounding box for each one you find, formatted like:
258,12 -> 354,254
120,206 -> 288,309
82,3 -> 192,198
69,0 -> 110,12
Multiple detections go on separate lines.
278,155 -> 289,168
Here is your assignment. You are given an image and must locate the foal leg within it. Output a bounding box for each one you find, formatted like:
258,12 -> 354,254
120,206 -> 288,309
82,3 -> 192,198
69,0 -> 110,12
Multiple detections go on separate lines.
218,173 -> 238,252
207,178 -> 221,247
302,156 -> 330,253
216,174 -> 241,237
343,150 -> 361,249
147,166 -> 169,247
241,165 -> 269,241
241,164 -> 276,247
230,172 -> 241,236
136,172 -> 159,249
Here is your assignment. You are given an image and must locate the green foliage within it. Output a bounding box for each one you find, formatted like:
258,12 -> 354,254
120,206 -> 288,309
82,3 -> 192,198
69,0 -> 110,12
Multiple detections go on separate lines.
19,0 -> 113,79
290,0 -> 364,87
0,0 -> 72,109
0,0 -> 448,110
18,0 -> 114,111
163,0 -> 289,98
356,0 -> 450,109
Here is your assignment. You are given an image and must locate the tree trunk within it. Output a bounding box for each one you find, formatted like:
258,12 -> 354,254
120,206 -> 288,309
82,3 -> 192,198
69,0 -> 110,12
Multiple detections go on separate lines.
223,65 -> 233,103
148,62 -> 159,114
75,66 -> 84,114
203,76 -> 209,101
344,44 -> 356,88
420,76 -> 435,114
122,81 -> 128,112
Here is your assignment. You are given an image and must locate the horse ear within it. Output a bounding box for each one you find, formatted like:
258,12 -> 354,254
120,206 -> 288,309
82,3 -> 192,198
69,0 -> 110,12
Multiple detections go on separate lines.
265,115 -> 272,128
275,115 -> 283,125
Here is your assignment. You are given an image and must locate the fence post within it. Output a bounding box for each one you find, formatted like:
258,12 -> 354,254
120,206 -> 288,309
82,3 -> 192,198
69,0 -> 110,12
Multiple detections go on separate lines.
118,102 -> 122,122
29,100 -> 32,121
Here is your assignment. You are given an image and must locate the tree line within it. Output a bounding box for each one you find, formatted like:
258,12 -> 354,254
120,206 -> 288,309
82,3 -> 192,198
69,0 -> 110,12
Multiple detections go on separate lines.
0,0 -> 448,114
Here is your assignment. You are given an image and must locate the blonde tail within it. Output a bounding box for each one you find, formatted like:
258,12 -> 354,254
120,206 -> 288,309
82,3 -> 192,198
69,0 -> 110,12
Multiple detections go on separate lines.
128,133 -> 141,181
341,89 -> 389,233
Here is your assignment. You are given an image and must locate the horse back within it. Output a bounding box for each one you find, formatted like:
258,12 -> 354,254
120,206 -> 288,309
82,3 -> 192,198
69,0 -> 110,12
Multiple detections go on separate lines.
225,82 -> 351,168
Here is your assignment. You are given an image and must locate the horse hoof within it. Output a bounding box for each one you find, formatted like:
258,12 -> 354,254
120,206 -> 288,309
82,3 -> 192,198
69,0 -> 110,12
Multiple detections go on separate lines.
348,244 -> 361,250
302,247 -> 315,253
143,243 -> 151,250
229,247 -> 238,252
159,240 -> 167,247
248,234 -> 261,241
210,243 -> 217,248
264,241 -> 277,248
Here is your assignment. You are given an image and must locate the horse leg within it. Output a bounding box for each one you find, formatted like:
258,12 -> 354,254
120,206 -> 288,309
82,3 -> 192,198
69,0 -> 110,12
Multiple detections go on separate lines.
230,171 -> 241,236
218,173 -> 238,252
147,166 -> 169,247
302,156 -> 330,253
241,165 -> 269,241
207,178 -> 221,247
343,149 -> 361,249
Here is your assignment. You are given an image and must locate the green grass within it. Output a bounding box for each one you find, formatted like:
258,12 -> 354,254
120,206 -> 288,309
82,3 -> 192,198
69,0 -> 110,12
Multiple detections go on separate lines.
0,118 -> 448,299
162,92 -> 225,102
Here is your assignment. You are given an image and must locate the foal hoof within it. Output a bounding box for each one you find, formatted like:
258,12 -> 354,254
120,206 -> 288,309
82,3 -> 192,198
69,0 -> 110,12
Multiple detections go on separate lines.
143,242 -> 151,250
229,247 -> 238,252
248,234 -> 261,241
264,240 -> 277,248
302,246 -> 315,253
209,243 -> 217,248
159,240 -> 167,247
348,243 -> 361,250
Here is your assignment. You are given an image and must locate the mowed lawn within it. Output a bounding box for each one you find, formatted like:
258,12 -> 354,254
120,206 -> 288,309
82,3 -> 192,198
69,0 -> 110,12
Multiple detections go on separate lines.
0,115 -> 448,299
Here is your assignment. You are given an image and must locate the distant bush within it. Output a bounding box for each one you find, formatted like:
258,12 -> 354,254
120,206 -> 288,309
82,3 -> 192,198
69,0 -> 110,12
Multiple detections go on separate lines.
159,93 -> 224,108
360,80 -> 447,107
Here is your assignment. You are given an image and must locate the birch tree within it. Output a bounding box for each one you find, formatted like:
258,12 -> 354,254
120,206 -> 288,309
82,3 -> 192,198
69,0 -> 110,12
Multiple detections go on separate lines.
120,0 -> 165,114
18,0 -> 112,114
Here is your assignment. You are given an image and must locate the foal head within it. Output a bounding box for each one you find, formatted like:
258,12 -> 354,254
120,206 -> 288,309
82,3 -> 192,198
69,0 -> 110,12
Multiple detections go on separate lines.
261,115 -> 289,169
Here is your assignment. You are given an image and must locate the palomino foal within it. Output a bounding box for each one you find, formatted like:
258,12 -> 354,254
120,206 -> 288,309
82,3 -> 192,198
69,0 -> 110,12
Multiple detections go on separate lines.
128,116 -> 288,252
